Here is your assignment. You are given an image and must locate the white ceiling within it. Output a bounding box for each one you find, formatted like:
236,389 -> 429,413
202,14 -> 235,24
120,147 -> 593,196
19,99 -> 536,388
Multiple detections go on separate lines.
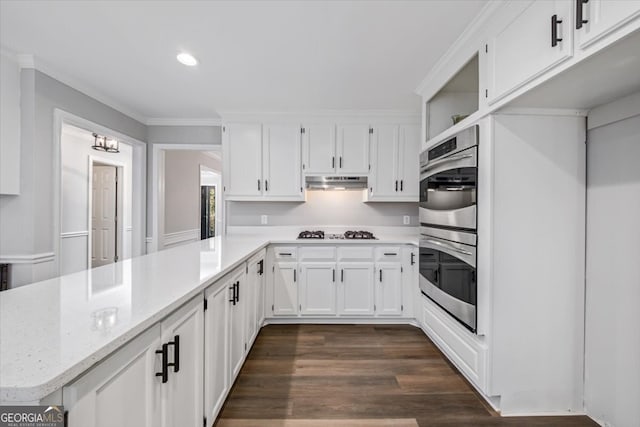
0,0 -> 487,121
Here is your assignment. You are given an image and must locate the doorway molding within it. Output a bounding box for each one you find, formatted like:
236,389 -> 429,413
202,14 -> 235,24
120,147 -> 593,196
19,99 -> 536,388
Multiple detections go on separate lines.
53,109 -> 147,276
150,144 -> 223,253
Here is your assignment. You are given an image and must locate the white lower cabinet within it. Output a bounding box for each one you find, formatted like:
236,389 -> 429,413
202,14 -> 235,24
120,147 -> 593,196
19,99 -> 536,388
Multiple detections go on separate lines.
64,295 -> 204,427
160,297 -> 204,427
228,268 -> 246,379
300,262 -> 337,315
204,282 -> 230,424
338,262 -> 375,316
64,326 -> 162,427
272,261 -> 299,316
246,250 -> 266,345
376,263 -> 403,316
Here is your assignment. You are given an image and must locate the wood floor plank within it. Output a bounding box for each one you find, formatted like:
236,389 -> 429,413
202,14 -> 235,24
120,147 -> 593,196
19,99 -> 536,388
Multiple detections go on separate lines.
215,325 -> 597,427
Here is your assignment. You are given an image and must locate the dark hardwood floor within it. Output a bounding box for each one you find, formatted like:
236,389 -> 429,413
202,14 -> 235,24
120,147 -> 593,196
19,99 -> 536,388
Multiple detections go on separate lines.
215,325 -> 597,427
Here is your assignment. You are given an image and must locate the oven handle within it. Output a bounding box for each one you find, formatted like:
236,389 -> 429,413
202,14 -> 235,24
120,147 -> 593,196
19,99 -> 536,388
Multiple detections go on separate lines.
420,153 -> 474,174
421,237 -> 473,256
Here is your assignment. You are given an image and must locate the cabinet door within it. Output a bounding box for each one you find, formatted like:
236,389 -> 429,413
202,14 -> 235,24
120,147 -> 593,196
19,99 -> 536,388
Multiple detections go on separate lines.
488,0 -> 573,103
63,326 -> 162,427
338,263 -> 375,316
256,258 -> 266,325
245,258 -> 260,348
337,124 -> 370,174
223,123 -> 263,198
303,124 -> 336,174
204,284 -> 230,423
376,263 -> 403,316
397,124 -> 420,200
160,296 -> 204,427
228,271 -> 246,380
273,261 -> 298,316
370,125 -> 399,198
300,263 -> 337,315
576,0 -> 640,49
263,124 -> 303,199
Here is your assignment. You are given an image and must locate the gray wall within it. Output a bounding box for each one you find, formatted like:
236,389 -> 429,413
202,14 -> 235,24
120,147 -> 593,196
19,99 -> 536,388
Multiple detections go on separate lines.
0,70 -> 147,281
227,190 -> 418,227
164,150 -> 221,234
146,125 -> 222,237
585,113 -> 640,426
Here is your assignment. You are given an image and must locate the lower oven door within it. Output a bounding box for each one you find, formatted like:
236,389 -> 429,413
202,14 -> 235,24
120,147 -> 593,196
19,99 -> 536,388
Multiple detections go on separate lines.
419,230 -> 477,332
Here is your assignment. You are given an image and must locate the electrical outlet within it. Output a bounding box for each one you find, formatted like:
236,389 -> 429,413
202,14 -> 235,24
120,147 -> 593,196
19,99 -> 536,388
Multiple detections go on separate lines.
261,215 -> 268,225
403,215 -> 410,225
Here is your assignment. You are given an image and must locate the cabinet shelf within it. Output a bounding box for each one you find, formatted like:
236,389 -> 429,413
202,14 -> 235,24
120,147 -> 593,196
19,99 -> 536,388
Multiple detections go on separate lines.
424,54 -> 479,143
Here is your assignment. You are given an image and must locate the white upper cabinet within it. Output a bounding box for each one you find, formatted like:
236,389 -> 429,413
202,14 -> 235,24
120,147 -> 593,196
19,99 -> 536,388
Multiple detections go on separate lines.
337,124 -> 371,174
223,123 -> 262,198
575,0 -> 640,49
397,125 -> 420,198
223,122 -> 303,201
487,0 -> 573,104
370,125 -> 399,198
263,124 -> 303,198
368,124 -> 419,201
302,124 -> 336,174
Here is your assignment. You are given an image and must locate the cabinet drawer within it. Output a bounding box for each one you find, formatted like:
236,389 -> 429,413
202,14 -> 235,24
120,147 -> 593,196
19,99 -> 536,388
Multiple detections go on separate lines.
375,247 -> 402,262
299,246 -> 336,261
273,246 -> 298,260
337,246 -> 374,261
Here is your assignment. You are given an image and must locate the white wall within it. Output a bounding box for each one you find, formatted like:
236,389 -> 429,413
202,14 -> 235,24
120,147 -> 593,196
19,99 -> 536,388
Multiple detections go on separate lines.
585,103 -> 640,426
0,50 -> 21,195
227,190 -> 417,227
60,125 -> 133,275
163,151 -> 221,247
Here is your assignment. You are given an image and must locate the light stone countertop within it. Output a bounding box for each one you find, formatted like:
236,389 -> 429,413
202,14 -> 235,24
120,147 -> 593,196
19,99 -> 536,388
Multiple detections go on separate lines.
0,232 -> 417,403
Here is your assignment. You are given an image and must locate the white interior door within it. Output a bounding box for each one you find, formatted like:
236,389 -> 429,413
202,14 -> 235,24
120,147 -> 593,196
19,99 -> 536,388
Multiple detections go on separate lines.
92,165 -> 117,268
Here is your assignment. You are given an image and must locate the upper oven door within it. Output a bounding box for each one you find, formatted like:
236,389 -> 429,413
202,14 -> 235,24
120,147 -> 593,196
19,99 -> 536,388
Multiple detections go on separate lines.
419,146 -> 477,230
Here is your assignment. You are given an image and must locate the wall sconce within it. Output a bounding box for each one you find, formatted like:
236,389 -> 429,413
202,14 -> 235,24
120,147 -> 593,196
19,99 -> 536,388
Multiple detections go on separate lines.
92,133 -> 120,153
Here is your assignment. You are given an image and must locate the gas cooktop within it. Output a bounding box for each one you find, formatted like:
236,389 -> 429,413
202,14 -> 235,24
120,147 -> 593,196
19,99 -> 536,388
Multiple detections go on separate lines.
297,230 -> 377,240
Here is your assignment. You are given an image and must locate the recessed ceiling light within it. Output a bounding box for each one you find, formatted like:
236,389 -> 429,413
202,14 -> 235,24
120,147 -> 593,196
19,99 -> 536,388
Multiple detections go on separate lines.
177,52 -> 198,67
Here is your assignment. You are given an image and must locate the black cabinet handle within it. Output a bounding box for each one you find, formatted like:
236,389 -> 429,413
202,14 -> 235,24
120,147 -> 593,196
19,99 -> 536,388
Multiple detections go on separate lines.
280,252 -> 292,256
339,157 -> 343,168
379,269 -> 383,282
395,180 -> 398,191
258,260 -> 264,275
341,269 -> 344,282
551,14 -> 563,47
265,180 -> 269,191
332,269 -> 335,282
434,266 -> 440,282
229,284 -> 236,305
576,0 -> 589,29
293,270 -> 297,282
167,335 -> 179,373
400,180 -> 403,191
235,281 -> 240,303
155,343 -> 169,383
384,252 -> 397,256
258,180 -> 261,191
411,252 -> 416,265
332,156 -> 335,168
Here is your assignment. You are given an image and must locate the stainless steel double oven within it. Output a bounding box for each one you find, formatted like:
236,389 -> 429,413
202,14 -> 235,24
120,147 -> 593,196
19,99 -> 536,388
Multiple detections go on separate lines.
419,125 -> 478,332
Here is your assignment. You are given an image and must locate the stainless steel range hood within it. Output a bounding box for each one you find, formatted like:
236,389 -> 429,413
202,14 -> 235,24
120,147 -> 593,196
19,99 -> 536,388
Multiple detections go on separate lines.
305,176 -> 368,190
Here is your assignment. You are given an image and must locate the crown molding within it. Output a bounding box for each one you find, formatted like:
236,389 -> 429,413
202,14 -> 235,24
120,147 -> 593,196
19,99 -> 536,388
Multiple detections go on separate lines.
415,0 -> 504,96
146,118 -> 223,126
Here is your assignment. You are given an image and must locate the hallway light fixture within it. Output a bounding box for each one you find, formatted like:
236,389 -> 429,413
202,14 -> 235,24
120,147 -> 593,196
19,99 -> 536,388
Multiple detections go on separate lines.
92,133 -> 120,153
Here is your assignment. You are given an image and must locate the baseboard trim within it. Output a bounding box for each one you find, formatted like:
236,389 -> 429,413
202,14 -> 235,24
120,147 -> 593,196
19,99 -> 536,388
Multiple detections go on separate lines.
60,231 -> 89,239
163,229 -> 200,248
263,317 -> 414,325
